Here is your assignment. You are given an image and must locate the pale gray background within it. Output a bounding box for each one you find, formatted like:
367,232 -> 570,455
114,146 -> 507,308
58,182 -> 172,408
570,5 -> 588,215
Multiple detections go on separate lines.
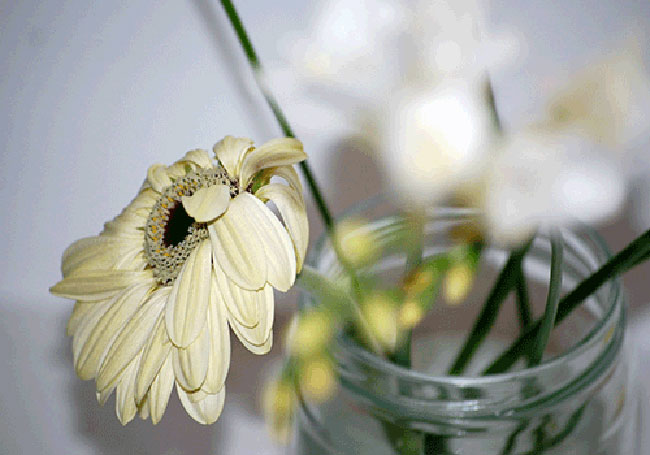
1,1 -> 650,454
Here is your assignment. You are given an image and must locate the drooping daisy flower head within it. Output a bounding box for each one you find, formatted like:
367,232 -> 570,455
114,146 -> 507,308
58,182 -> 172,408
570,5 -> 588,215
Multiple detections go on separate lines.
50,136 -> 308,425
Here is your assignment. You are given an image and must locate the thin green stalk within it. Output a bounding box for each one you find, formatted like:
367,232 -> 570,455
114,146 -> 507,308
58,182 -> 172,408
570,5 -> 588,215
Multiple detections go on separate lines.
448,237 -> 534,376
484,227 -> 650,375
219,0 -> 333,232
514,265 -> 532,330
527,231 -> 563,366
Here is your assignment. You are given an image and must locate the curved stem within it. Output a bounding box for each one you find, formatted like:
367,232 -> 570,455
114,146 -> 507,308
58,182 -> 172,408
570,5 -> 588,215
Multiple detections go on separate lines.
219,0 -> 334,232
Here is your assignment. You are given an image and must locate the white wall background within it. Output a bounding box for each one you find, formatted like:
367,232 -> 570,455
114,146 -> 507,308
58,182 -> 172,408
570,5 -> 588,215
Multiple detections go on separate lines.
1,1 -> 649,454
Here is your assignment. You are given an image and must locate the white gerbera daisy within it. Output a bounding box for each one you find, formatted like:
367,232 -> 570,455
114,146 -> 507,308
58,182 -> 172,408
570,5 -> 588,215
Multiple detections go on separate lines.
50,136 -> 308,425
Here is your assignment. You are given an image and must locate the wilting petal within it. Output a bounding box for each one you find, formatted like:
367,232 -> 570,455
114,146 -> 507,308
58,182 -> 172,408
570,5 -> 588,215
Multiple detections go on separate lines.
202,286 -> 231,394
243,193 -> 296,291
212,264 -> 259,329
96,287 -> 169,391
238,138 -> 306,190
135,310 -> 172,402
173,324 -> 210,392
213,136 -> 253,178
50,270 -> 154,301
181,184 -> 231,222
165,240 -> 211,347
228,284 -> 273,355
177,384 -> 226,425
75,282 -> 152,381
259,165 -> 303,198
115,354 -> 141,426
256,183 -> 309,272
62,236 -> 142,277
209,196 -> 267,290
149,354 -> 175,425
66,302 -> 96,336
147,164 -> 172,193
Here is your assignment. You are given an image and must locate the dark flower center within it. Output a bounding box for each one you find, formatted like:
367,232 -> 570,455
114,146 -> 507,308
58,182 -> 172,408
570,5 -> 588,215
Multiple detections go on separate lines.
163,203 -> 195,248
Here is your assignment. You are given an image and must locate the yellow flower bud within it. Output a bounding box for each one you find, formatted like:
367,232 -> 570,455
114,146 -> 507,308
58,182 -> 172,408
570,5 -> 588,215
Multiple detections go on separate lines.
444,263 -> 474,305
300,357 -> 336,403
334,218 -> 378,267
403,268 -> 435,295
290,311 -> 333,358
398,299 -> 424,329
262,378 -> 296,443
362,293 -> 398,350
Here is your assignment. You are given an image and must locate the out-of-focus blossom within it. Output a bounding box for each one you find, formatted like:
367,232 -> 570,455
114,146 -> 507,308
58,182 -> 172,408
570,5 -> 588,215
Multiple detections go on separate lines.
482,128 -> 626,244
547,42 -> 650,150
299,356 -> 337,402
333,217 -> 380,267
381,79 -> 491,205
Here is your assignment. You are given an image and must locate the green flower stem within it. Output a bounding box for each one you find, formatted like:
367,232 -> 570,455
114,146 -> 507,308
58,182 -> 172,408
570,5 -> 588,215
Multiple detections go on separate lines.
515,265 -> 532,331
527,231 -> 563,367
448,238 -> 534,376
219,0 -> 334,233
484,227 -> 650,375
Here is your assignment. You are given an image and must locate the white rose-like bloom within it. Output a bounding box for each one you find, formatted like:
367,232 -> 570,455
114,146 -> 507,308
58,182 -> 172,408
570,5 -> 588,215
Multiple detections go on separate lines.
50,136 -> 308,425
382,79 -> 491,207
484,129 -> 625,244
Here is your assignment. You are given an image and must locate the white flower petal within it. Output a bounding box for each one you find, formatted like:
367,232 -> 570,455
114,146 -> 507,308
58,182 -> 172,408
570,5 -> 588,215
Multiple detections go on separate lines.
181,184 -> 231,223
228,284 -> 273,355
243,193 -> 296,291
138,394 -> 150,420
213,136 -> 254,178
149,354 -> 175,425
238,138 -> 306,189
212,262 -> 260,329
115,353 -> 141,426
256,183 -> 309,273
259,165 -> 304,198
209,196 -> 267,290
75,282 -> 152,381
72,299 -> 113,369
50,270 -> 154,301
62,236 -> 143,277
135,310 -> 172,403
66,302 -> 95,336
165,240 -> 211,347
172,323 -> 210,392
96,287 -> 169,391
202,283 -> 231,394
180,149 -> 214,170
147,164 -> 173,193
177,383 -> 226,425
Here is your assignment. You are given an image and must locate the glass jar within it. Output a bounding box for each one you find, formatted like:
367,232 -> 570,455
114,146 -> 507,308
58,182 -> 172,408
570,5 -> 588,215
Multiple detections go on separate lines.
294,203 -> 638,455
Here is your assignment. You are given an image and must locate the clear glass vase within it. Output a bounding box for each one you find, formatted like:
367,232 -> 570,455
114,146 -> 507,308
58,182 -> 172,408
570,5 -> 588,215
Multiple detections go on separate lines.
294,201 -> 638,455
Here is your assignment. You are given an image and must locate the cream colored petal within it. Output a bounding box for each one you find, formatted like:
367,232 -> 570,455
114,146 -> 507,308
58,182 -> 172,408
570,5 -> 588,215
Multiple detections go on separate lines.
177,383 -> 226,425
202,287 -> 231,394
228,284 -> 273,355
50,270 -> 154,301
62,236 -> 143,277
181,184 -> 231,223
115,354 -> 141,426
244,194 -> 296,291
147,163 -> 173,193
66,302 -> 96,336
96,374 -> 118,406
213,136 -> 253,178
138,393 -> 150,420
180,149 -> 214,170
238,138 -> 306,189
165,240 -> 211,347
72,299 -> 113,369
149,354 -> 175,425
209,196 -> 267,290
114,249 -> 147,271
172,323 -> 210,392
96,287 -> 169,391
259,165 -> 303,198
212,261 -> 259,329
256,183 -> 309,273
135,311 -> 172,402
75,282 -> 152,381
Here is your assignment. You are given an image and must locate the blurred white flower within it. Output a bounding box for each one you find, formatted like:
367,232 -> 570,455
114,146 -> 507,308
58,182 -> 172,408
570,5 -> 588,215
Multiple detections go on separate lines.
547,41 -> 650,150
381,79 -> 490,206
483,128 -> 626,244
